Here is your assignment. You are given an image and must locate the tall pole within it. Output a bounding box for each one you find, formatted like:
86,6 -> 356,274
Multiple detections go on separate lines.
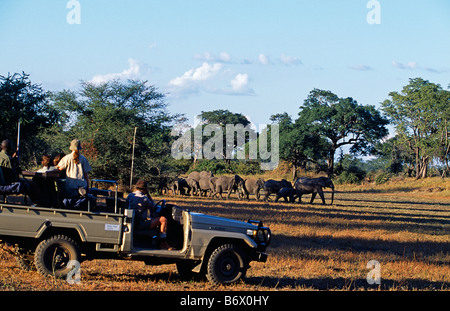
130,126 -> 137,190
16,119 -> 21,163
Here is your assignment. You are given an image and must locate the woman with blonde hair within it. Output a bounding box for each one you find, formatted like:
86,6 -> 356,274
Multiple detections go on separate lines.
57,139 -> 92,207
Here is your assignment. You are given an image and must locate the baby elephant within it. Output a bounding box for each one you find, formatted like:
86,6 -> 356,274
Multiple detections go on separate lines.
274,187 -> 296,203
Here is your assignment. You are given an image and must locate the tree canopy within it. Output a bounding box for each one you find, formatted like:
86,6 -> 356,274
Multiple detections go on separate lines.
381,78 -> 450,178
0,72 -> 58,168
43,79 -> 181,183
296,89 -> 389,176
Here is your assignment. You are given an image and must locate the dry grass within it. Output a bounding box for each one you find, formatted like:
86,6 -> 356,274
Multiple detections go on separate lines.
0,178 -> 449,291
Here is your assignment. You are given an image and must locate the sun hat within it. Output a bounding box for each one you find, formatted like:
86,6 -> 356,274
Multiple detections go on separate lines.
69,139 -> 82,151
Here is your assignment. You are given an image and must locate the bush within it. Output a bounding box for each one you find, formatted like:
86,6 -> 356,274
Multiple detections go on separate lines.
187,160 -> 262,176
375,171 -> 392,185
335,171 -> 363,185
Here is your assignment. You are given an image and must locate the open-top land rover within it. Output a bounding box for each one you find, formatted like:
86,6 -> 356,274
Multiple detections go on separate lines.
0,172 -> 271,285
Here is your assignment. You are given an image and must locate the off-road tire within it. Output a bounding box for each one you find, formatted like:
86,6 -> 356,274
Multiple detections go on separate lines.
34,235 -> 80,279
206,244 -> 247,285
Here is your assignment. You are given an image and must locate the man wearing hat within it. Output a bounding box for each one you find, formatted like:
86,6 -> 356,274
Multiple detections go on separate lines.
57,139 -> 92,198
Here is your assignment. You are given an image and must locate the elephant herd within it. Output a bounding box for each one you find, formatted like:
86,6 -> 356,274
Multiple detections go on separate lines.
163,171 -> 335,205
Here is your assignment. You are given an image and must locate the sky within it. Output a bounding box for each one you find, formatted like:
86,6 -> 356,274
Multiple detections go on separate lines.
1,0 -> 450,131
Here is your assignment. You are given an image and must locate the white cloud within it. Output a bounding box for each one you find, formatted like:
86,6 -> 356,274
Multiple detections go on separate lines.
194,52 -> 233,63
349,64 -> 374,71
258,54 -> 270,65
392,60 -> 448,73
280,53 -> 302,66
90,58 -> 142,84
231,73 -> 249,91
218,52 -> 232,63
169,62 -> 222,87
222,73 -> 254,96
392,60 -> 419,70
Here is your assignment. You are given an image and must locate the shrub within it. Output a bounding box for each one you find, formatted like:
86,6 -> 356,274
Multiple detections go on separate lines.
375,171 -> 392,185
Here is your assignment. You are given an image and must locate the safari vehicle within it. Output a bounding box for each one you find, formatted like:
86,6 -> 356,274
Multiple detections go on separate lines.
0,172 -> 271,285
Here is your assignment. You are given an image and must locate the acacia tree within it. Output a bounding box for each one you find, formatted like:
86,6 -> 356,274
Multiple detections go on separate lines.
298,89 -> 389,176
382,78 -> 449,178
0,72 -> 59,168
270,112 -> 329,179
44,79 -> 181,182
196,109 -> 254,163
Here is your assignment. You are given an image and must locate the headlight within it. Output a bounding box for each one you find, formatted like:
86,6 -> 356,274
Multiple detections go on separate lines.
246,229 -> 257,238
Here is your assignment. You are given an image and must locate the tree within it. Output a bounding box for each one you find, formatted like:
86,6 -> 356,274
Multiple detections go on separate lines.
44,79 -> 181,183
270,112 -> 329,179
381,78 -> 449,178
375,136 -> 415,176
197,109 -> 254,163
0,72 -> 59,168
298,89 -> 389,176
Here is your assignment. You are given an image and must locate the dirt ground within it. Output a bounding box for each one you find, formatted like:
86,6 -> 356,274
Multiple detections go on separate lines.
0,187 -> 449,292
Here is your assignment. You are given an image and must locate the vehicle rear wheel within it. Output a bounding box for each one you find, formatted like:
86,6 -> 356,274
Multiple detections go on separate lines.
206,244 -> 247,285
34,235 -> 80,278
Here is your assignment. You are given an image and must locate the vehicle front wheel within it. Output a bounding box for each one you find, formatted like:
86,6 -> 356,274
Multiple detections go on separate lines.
34,235 -> 80,278
206,244 -> 247,285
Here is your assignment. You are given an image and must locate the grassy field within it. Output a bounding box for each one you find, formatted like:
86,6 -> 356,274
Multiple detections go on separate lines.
0,178 -> 449,291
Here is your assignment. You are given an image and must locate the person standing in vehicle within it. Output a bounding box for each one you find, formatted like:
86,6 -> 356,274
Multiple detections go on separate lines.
57,139 -> 92,198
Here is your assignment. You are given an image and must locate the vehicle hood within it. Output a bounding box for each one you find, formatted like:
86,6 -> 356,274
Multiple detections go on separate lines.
189,212 -> 257,233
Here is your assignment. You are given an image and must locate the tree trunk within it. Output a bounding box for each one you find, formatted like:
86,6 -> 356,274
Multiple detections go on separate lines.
327,150 -> 335,177
292,163 -> 298,181
415,147 -> 420,179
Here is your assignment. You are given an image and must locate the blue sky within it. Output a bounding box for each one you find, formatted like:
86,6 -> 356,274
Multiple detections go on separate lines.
1,0 -> 449,130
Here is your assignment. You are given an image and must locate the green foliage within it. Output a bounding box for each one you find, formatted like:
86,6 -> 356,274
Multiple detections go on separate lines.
197,109 -> 254,161
375,171 -> 392,185
0,72 -> 60,169
188,159 -> 262,176
297,89 -> 389,176
270,112 -> 329,178
334,154 -> 367,184
381,78 -> 450,178
42,79 -> 182,183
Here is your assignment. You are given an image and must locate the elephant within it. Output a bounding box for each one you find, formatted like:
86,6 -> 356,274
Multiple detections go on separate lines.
198,176 -> 216,197
185,177 -> 200,196
172,178 -> 191,196
239,178 -> 265,201
274,187 -> 295,203
262,179 -> 292,201
157,176 -> 173,195
293,176 -> 335,205
213,175 -> 244,199
187,170 -> 214,182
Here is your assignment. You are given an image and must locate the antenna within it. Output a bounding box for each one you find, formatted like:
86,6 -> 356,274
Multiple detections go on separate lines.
130,126 -> 137,190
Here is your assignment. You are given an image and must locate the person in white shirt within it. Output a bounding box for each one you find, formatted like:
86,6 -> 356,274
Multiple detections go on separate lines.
57,139 -> 92,197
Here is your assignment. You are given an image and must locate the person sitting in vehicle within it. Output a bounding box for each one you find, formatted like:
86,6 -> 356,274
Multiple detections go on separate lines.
126,180 -> 173,250
36,155 -> 55,173
52,152 -> 65,168
0,139 -> 40,203
56,139 -> 94,209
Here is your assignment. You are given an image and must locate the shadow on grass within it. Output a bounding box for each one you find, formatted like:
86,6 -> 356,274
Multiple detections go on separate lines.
271,233 -> 450,262
245,275 -> 449,290
86,270 -> 449,291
